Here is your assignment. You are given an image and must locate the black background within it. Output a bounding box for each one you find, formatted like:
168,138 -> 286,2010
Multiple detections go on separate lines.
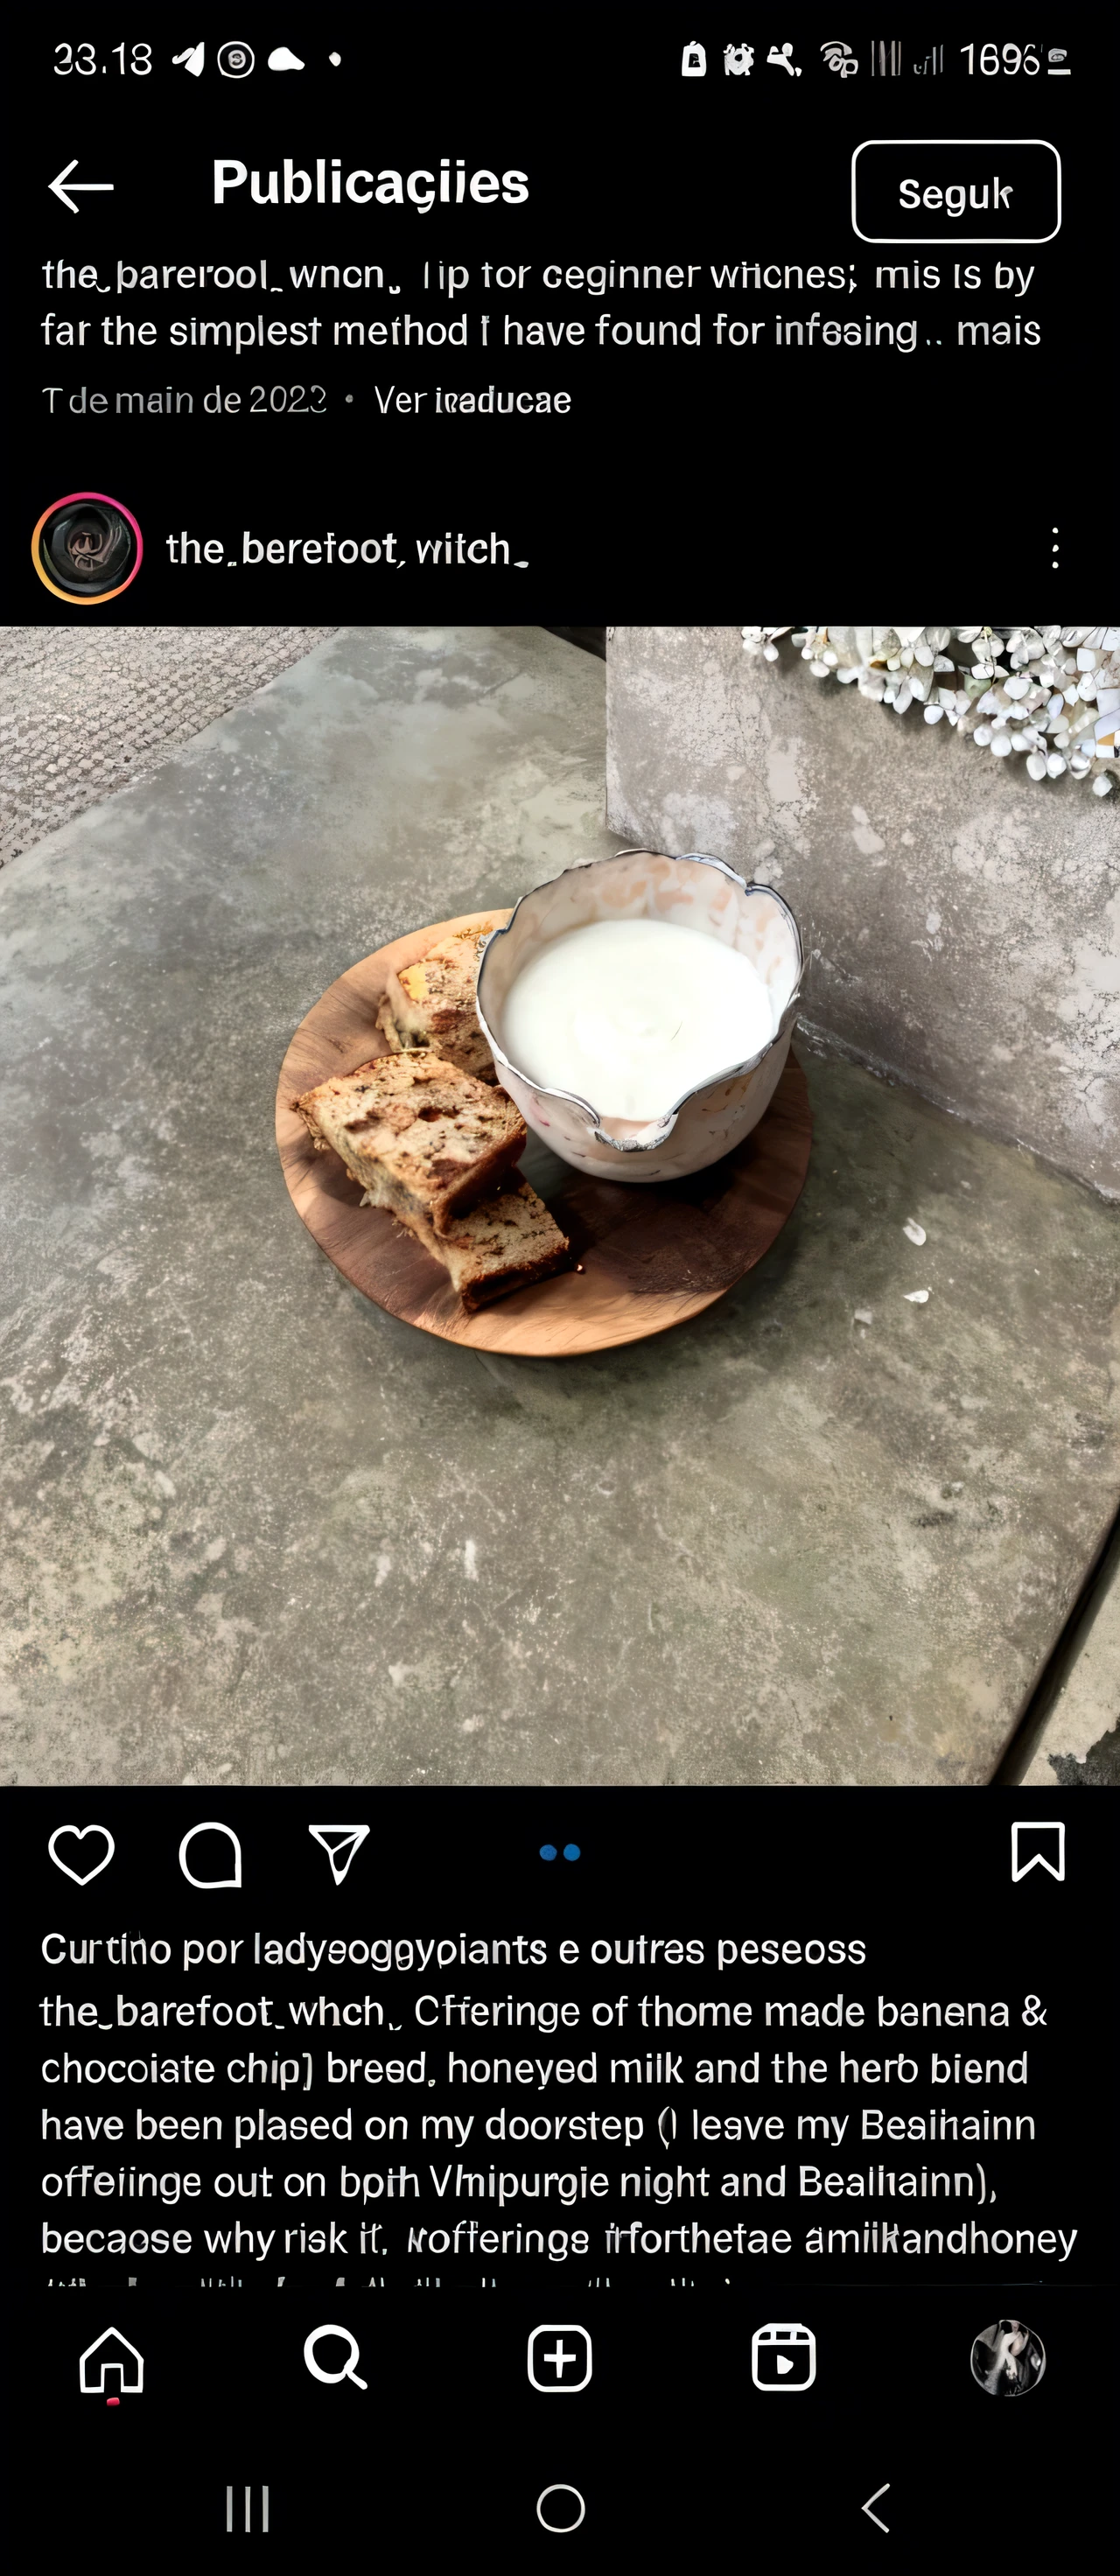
4,1787 -> 1112,2565
9,1788 -> 1108,2292
22,2287 -> 1107,2558
6,11 -> 1105,612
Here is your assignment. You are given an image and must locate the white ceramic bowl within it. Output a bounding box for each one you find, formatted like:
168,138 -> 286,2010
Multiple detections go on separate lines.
476,850 -> 802,1183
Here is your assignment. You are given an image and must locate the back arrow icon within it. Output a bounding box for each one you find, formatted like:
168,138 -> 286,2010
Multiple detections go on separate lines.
861,2483 -> 890,2534
50,160 -> 115,215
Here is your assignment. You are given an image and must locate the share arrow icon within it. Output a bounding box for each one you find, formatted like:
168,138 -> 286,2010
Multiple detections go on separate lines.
308,1824 -> 371,1886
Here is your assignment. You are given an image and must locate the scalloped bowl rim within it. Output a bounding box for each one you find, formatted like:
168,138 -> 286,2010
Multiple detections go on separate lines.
474,850 -> 804,1145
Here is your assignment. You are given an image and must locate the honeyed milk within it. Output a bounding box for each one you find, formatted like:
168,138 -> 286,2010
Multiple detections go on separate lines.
500,916 -> 776,1121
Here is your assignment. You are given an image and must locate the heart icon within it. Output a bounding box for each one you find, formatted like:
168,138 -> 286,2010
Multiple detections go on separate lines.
48,1824 -> 116,1886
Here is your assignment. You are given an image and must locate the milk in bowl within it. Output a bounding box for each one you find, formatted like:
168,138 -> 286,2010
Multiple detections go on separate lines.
500,915 -> 777,1124
475,850 -> 802,1184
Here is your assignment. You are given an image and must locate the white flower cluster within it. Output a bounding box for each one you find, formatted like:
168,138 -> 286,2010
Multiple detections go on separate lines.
740,626 -> 1120,794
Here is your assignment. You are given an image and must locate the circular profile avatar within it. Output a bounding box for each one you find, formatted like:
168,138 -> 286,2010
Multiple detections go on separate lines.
970,2319 -> 1046,2398
32,493 -> 143,603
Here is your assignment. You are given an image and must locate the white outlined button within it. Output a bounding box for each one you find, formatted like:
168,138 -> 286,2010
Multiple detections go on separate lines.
303,2325 -> 368,2389
536,2486 -> 586,2531
1012,1820 -> 1065,1881
528,2326 -> 592,2392
80,2326 -> 144,2395
178,1821 -> 242,1887
49,1824 -> 115,1886
851,139 -> 1061,244
752,2321 -> 816,2390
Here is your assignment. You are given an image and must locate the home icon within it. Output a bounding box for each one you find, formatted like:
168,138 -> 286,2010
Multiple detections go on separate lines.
80,2327 -> 144,2397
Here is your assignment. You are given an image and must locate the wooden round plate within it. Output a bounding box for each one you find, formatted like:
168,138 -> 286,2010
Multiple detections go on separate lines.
276,910 -> 813,1356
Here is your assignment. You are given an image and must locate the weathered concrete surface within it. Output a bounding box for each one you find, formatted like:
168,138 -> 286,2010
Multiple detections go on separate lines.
606,627 -> 1120,1196
1018,1535 -> 1120,1786
2,623 -> 1119,1790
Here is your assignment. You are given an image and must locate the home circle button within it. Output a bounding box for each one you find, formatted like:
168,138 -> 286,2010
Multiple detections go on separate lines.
536,2485 -> 586,2532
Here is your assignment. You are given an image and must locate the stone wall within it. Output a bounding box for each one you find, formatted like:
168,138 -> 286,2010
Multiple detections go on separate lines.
606,627 -> 1120,1196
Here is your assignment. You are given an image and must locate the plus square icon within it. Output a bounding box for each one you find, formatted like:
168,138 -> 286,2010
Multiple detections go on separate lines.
528,2325 -> 592,2392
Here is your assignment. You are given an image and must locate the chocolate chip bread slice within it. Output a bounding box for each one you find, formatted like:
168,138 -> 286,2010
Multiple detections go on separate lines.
292,1053 -> 526,1234
375,924 -> 497,1082
360,1173 -> 570,1309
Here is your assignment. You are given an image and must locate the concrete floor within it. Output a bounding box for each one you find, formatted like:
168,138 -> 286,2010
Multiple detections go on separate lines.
1017,1521 -> 1120,1786
2,624 -> 1118,1788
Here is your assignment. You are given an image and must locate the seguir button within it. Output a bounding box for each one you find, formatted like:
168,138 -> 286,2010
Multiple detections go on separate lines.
752,2322 -> 816,2392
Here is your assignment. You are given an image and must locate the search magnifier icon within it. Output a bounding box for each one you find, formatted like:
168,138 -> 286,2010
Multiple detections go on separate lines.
304,2324 -> 368,2390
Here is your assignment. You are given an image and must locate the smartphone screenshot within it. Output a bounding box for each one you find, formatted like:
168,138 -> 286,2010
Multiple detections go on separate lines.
2,12 -> 1116,2572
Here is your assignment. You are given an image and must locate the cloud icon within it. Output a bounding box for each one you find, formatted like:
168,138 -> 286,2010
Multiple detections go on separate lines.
268,46 -> 304,69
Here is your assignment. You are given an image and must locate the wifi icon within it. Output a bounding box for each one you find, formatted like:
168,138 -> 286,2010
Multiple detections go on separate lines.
821,41 -> 858,76
309,1824 -> 371,1886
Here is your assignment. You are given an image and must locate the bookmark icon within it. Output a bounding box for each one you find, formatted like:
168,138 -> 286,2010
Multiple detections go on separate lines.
1011,1821 -> 1065,1883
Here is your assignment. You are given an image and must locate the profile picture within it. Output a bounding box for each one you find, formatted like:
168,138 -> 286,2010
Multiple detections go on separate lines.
970,2319 -> 1046,2398
32,492 -> 143,603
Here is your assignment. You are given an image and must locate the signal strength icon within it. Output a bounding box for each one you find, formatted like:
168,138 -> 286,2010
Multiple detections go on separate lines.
309,1824 -> 371,1886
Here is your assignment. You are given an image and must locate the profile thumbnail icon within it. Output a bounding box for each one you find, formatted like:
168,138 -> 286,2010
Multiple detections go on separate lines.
32,493 -> 143,603
970,2319 -> 1046,2398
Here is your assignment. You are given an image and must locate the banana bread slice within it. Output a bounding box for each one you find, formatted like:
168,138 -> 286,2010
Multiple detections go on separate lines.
375,923 -> 497,1082
291,1053 -> 525,1234
360,1173 -> 570,1308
